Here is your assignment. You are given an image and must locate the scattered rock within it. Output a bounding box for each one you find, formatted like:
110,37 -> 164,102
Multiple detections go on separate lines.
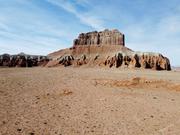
17,128 -> 22,132
59,89 -> 73,97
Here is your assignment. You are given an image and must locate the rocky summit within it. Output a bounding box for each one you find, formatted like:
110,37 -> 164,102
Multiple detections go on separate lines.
73,29 -> 125,46
47,29 -> 171,71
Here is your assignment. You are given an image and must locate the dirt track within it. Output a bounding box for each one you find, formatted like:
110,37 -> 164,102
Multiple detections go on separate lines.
1,67 -> 180,135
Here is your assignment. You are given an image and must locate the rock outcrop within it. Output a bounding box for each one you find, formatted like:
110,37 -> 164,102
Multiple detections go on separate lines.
49,50 -> 171,70
102,51 -> 171,70
73,29 -> 125,46
0,53 -> 49,67
48,29 -> 171,71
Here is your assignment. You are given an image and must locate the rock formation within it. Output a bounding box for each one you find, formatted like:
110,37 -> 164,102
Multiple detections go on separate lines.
0,29 -> 171,70
73,29 -> 125,46
48,48 -> 171,70
48,29 -> 171,70
0,53 -> 49,67
102,51 -> 171,70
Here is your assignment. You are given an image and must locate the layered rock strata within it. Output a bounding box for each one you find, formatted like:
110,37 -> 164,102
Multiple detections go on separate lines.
73,29 -> 125,46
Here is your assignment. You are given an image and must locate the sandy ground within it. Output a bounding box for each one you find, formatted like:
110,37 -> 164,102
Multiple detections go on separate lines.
1,67 -> 180,135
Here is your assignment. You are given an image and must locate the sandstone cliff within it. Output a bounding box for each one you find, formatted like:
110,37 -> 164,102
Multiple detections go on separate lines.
48,29 -> 171,70
73,29 -> 125,46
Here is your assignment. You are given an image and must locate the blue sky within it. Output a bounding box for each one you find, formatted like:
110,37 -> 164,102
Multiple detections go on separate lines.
0,0 -> 180,66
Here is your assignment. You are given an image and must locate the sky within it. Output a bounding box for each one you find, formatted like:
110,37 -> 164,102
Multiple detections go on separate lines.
0,0 -> 180,66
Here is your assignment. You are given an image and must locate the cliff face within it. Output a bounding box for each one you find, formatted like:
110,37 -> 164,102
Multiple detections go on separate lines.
0,53 -> 49,67
73,29 -> 125,46
48,29 -> 171,71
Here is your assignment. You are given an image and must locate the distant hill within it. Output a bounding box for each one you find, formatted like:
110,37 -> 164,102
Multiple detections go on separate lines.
0,53 -> 49,67
172,66 -> 180,71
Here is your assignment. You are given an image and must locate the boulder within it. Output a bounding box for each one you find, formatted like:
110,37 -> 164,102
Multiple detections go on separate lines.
0,54 -> 10,66
58,54 -> 74,67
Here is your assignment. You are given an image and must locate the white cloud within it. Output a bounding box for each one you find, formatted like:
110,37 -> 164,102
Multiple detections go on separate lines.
76,0 -> 90,6
0,22 -> 10,31
0,1 -> 75,55
118,11 -> 180,66
158,15 -> 180,35
0,29 -> 69,55
46,0 -> 104,30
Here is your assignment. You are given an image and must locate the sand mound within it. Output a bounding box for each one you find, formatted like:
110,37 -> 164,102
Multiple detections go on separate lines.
94,77 -> 180,91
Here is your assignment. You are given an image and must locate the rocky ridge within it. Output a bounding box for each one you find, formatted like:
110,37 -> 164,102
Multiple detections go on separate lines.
0,53 -> 49,67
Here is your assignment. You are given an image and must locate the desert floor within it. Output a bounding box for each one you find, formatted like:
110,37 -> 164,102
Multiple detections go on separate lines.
1,67 -> 180,135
